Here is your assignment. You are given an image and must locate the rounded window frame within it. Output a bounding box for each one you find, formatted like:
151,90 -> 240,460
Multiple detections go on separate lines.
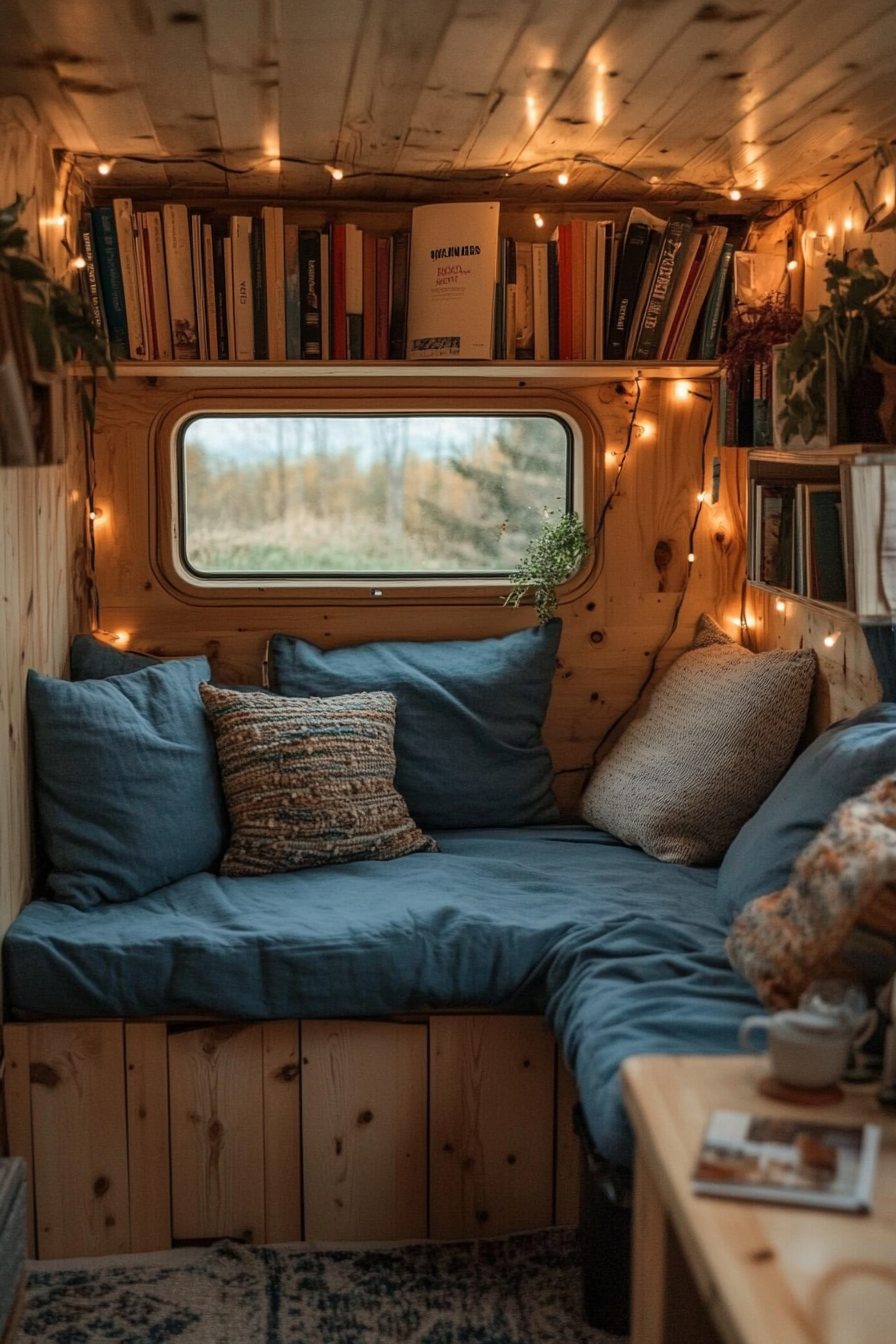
152,385 -> 601,607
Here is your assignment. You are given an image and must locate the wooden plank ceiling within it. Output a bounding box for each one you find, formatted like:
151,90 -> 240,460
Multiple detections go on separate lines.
2,0 -> 896,207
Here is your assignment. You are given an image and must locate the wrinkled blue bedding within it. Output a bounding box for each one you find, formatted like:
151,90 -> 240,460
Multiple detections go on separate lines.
4,825 -> 759,1165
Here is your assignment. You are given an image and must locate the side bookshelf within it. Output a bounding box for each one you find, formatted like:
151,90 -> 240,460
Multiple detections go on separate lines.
747,444 -> 873,618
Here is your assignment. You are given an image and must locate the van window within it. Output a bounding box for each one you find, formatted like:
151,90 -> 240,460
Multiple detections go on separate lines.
178,413 -> 573,580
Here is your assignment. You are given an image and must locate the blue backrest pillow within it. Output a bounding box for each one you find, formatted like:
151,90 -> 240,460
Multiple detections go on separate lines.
267,622 -> 562,829
28,656 -> 228,908
717,701 -> 896,923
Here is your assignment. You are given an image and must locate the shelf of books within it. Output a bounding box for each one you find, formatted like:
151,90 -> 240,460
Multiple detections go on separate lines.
748,445 -> 895,619
77,197 -> 739,375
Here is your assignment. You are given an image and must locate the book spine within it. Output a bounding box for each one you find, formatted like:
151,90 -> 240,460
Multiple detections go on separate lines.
79,212 -> 109,344
493,238 -> 506,360
251,222 -> 269,360
388,230 -> 409,359
375,235 -> 390,361
570,218 -> 586,362
362,231 -> 377,360
504,237 -> 517,362
144,211 -> 174,360
223,235 -> 236,359
212,225 -> 229,359
606,223 -> 650,360
298,230 -> 322,359
752,360 -> 773,446
202,224 -> 219,363
190,212 -> 209,360
285,224 -> 302,359
599,221 -> 616,359
229,217 -> 254,360
699,242 -> 735,359
547,239 -> 560,361
134,213 -> 155,359
162,204 -> 199,360
633,214 -> 694,361
532,242 -> 549,360
330,224 -> 347,360
514,240 -> 534,359
557,224 -> 573,360
112,199 -> 147,359
345,223 -> 363,360
262,206 -> 286,361
320,232 -> 331,358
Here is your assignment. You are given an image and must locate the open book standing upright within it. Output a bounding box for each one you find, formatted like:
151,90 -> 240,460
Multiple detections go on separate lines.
406,203 -> 500,360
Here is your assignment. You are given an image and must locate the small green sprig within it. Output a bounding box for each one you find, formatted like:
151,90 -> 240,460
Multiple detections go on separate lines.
504,510 -> 591,623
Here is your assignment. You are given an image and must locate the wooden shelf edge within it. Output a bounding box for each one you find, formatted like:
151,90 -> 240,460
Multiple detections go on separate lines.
73,359 -> 721,382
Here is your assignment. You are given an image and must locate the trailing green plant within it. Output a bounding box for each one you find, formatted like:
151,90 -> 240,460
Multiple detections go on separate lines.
504,510 -> 591,623
0,195 -> 113,423
777,249 -> 896,444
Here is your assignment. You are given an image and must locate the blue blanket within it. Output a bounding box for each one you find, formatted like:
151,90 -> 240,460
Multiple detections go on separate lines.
3,827 -> 759,1164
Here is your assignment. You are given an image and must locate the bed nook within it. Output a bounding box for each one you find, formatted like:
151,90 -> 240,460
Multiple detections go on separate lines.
3,5 -> 896,1341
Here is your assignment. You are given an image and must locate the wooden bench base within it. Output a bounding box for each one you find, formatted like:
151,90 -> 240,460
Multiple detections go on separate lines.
4,1015 -> 580,1260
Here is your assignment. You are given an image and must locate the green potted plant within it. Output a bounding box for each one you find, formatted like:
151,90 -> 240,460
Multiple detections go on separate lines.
776,250 -> 896,447
0,195 -> 113,425
504,510 -> 591,623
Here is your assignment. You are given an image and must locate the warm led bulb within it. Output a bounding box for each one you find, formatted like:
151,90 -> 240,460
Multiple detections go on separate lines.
674,380 -> 690,401
533,213 -> 544,228
786,259 -> 798,271
826,222 -> 836,239
72,255 -> 87,270
687,552 -> 696,564
844,215 -> 853,232
775,598 -> 786,613
557,171 -> 569,186
97,160 -> 113,176
326,165 -> 344,180
728,188 -> 741,201
823,632 -> 841,647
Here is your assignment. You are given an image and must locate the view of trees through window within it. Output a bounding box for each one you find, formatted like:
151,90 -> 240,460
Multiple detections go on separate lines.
181,414 -> 571,575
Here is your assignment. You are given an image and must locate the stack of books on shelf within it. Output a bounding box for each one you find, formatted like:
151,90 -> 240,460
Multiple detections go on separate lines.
750,477 -> 848,604
79,199 -> 738,365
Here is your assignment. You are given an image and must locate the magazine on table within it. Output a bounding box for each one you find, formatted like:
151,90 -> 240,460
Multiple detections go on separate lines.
691,1111 -> 880,1212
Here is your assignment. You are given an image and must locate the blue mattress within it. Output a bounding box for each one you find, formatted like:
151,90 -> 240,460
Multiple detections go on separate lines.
3,826 -> 759,1165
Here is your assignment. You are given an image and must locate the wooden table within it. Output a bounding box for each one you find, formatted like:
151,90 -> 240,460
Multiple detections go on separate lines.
621,1055 -> 896,1344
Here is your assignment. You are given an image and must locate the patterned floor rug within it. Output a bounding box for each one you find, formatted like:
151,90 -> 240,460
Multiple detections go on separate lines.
17,1229 -> 623,1343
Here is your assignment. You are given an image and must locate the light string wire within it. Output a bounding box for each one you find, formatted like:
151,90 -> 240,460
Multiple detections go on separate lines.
553,382 -> 716,783
65,150 -> 741,200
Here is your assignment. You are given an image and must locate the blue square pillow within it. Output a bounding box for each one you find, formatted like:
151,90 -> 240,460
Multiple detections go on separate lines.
69,634 -> 161,680
267,622 -> 562,829
717,701 -> 896,923
28,657 -> 228,908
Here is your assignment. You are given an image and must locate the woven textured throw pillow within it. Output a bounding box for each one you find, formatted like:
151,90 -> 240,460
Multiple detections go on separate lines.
726,774 -> 896,1008
580,614 -> 817,865
199,684 -> 438,876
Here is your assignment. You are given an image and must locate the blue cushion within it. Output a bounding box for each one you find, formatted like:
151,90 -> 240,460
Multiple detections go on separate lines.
28,657 -> 227,908
70,634 -> 161,679
717,701 -> 896,922
268,623 -> 561,829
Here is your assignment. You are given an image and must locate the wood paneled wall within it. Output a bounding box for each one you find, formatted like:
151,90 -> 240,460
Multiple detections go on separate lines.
0,99 -> 88,984
91,371 -> 747,815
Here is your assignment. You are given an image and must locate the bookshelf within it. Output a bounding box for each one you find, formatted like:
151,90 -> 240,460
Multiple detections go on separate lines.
747,444 -> 871,618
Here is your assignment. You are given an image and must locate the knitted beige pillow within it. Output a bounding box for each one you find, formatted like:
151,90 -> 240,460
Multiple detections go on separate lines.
199,684 -> 438,876
580,615 -> 817,866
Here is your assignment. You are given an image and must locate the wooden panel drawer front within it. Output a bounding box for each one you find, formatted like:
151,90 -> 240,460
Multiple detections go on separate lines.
429,1015 -> 555,1239
28,1022 -> 130,1259
301,1020 -> 427,1241
168,1024 -> 266,1243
